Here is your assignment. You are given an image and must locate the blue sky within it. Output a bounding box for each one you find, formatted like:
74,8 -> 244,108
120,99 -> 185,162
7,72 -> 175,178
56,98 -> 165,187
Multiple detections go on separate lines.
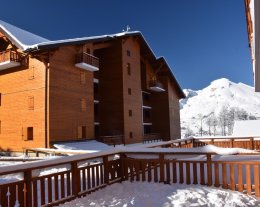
0,0 -> 252,90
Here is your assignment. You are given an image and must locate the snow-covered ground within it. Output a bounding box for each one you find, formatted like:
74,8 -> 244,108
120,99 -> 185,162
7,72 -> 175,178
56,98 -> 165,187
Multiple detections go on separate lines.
180,78 -> 260,137
62,181 -> 260,207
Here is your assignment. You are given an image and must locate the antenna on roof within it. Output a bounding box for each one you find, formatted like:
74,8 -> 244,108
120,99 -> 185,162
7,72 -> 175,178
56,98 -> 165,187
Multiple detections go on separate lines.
122,25 -> 131,32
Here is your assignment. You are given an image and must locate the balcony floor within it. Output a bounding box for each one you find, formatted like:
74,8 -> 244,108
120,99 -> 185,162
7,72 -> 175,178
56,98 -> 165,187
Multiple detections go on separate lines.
75,62 -> 99,72
0,61 -> 21,70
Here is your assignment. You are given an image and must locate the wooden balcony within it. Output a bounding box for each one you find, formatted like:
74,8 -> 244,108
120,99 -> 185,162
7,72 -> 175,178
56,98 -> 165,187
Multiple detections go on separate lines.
0,49 -> 22,70
149,80 -> 165,92
75,52 -> 99,72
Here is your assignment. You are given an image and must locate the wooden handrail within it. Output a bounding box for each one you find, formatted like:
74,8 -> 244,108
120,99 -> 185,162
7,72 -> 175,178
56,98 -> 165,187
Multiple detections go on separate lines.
0,49 -> 22,63
75,52 -> 99,68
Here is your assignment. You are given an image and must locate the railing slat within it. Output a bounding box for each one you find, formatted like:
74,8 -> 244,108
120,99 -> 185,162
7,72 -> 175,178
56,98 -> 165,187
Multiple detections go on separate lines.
214,163 -> 220,187
200,162 -> 205,185
186,161 -> 190,185
172,161 -> 177,183
230,164 -> 235,191
60,173 -> 65,199
40,178 -> 45,205
246,164 -> 252,195
222,163 -> 227,189
179,161 -> 184,184
193,162 -> 198,185
254,164 -> 260,197
237,164 -> 243,192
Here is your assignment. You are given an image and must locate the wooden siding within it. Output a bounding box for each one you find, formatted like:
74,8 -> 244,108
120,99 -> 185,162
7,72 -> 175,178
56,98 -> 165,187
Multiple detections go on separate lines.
122,37 -> 143,144
0,57 -> 46,151
49,45 -> 94,142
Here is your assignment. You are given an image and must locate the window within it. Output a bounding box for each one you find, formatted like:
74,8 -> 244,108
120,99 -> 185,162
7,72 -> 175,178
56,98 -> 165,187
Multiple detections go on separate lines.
81,99 -> 86,111
127,63 -> 131,75
143,93 -> 150,101
129,109 -> 132,117
128,88 -> 132,95
127,50 -> 131,56
27,127 -> 33,140
28,96 -> 34,110
129,132 -> 133,138
80,71 -> 86,84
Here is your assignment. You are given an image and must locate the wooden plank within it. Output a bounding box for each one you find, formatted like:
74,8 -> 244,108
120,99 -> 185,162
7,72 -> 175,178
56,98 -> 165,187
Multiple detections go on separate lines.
54,174 -> 59,201
237,164 -> 243,192
96,165 -> 100,186
9,184 -> 17,207
166,160 -> 170,184
148,161 -> 152,182
193,162 -> 198,185
92,166 -> 95,188
186,161 -> 190,185
32,180 -> 38,207
254,165 -> 260,197
130,160 -> 134,182
179,161 -> 184,184
159,154 -> 165,182
86,166 -> 91,190
214,163 -> 220,187
40,178 -> 45,205
172,161 -> 177,183
230,164 -> 235,191
206,154 -> 212,186
246,164 -> 252,195
135,160 -> 140,181
66,172 -> 71,196
154,161 -> 158,182
142,161 -> 146,181
60,174 -> 65,198
222,163 -> 227,189
200,162 -> 205,185
0,185 -> 8,207
82,169 -> 86,191
18,183 -> 25,207
101,164 -> 104,184
48,176 -> 52,203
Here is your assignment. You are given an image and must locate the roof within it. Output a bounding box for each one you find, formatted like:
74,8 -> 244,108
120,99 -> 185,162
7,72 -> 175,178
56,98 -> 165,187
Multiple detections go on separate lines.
0,20 -> 184,97
0,20 -> 49,51
232,120 -> 260,137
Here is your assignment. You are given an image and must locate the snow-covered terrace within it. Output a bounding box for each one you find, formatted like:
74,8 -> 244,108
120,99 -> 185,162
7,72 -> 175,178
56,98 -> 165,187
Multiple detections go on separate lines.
0,141 -> 260,206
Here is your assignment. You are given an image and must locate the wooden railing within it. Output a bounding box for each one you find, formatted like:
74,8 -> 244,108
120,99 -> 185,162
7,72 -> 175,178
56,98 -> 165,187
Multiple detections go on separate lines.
75,52 -> 99,68
1,148 -> 260,206
0,49 -> 22,63
0,150 -> 122,207
99,135 -> 124,146
143,133 -> 162,143
123,152 -> 260,197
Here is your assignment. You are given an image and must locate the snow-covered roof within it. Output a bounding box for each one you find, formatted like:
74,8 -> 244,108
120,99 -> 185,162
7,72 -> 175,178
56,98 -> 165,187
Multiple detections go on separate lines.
232,120 -> 260,137
0,20 -> 49,51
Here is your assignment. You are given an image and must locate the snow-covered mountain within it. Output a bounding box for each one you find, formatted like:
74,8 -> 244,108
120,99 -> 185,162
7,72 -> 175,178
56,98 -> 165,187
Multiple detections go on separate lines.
180,78 -> 260,137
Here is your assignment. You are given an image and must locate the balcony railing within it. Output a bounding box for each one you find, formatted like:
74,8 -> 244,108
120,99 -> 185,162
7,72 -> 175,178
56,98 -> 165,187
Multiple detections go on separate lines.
0,49 -> 22,70
149,80 -> 165,92
75,52 -> 99,72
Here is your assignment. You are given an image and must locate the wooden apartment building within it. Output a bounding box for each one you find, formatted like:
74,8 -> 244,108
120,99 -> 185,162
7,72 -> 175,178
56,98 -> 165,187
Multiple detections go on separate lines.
0,20 -> 185,151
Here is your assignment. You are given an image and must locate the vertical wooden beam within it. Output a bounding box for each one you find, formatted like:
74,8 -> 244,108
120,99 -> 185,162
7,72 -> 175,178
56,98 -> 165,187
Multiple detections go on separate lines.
103,155 -> 109,185
206,154 -> 212,186
71,161 -> 80,197
24,170 -> 32,207
254,164 -> 260,197
159,153 -> 165,182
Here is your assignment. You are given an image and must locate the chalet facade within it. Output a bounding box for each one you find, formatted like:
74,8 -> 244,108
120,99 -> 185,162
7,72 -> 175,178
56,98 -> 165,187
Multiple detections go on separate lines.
245,0 -> 260,92
0,20 -> 185,151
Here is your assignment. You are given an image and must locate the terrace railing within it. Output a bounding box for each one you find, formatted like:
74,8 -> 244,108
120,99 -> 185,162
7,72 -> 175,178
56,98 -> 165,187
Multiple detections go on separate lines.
0,147 -> 260,207
75,52 -> 99,68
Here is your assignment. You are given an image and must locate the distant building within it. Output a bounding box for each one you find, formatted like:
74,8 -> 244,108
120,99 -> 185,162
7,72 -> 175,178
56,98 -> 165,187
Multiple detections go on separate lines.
244,0 -> 260,92
232,120 -> 260,136
0,20 -> 185,151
